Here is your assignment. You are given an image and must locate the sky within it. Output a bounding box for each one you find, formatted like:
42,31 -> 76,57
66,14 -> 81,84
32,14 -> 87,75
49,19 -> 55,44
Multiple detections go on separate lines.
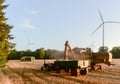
4,0 -> 120,51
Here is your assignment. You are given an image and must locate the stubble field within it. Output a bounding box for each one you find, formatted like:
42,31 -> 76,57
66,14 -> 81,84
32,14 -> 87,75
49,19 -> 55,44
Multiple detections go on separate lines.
0,59 -> 120,84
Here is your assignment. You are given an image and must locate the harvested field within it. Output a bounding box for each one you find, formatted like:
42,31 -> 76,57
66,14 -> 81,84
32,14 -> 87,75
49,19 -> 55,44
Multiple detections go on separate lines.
0,59 -> 120,84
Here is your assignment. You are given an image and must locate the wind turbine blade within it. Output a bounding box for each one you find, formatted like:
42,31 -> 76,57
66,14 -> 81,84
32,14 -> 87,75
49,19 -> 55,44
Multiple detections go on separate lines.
105,21 -> 120,23
91,23 -> 103,36
98,9 -> 104,22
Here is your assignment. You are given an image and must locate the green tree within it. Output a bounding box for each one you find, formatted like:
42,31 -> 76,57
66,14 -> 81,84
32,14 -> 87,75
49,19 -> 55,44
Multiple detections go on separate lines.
0,0 -> 14,66
15,51 -> 24,59
110,46 -> 120,58
34,49 -> 40,59
7,49 -> 17,60
24,49 -> 33,56
98,46 -> 108,52
39,48 -> 45,59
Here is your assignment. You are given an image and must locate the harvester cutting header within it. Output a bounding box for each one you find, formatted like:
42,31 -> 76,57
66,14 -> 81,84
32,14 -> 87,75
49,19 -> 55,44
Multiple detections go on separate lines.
41,41 -> 115,76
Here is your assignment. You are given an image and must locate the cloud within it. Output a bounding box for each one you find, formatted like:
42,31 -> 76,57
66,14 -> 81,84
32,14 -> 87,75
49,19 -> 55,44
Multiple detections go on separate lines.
22,17 -> 35,29
31,10 -> 40,15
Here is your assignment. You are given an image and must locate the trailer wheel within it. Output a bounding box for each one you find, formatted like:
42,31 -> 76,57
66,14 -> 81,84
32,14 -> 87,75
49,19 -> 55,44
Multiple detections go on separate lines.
80,68 -> 88,75
71,68 -> 80,76
65,68 -> 70,73
45,67 -> 49,71
41,67 -> 44,70
56,67 -> 61,73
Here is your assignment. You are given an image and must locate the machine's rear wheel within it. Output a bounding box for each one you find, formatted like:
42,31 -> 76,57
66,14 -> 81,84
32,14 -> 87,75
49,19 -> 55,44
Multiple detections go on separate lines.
65,68 -> 70,73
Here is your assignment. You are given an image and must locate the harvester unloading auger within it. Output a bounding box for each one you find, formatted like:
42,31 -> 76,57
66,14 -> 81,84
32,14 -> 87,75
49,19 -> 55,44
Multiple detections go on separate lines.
64,40 -> 75,60
41,41 -> 115,76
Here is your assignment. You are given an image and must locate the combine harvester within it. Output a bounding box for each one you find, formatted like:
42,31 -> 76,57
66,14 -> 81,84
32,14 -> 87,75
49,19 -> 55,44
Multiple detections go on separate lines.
41,41 -> 115,76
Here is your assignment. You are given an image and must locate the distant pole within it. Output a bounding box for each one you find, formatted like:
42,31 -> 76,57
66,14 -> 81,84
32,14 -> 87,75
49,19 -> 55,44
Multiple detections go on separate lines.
102,23 -> 104,48
43,49 -> 45,66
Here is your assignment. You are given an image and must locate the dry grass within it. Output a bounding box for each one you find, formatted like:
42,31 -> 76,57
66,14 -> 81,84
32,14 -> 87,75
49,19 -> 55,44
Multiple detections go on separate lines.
0,59 -> 120,84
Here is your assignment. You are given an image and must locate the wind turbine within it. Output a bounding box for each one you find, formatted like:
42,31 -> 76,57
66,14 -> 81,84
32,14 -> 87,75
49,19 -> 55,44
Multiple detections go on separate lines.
24,39 -> 34,50
91,9 -> 120,49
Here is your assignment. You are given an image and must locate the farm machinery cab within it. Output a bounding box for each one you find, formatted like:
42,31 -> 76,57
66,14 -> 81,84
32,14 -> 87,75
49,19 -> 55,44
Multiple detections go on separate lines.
41,41 -> 115,76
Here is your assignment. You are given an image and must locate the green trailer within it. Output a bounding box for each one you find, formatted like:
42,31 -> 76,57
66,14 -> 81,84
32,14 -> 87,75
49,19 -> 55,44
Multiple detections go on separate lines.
54,60 -> 91,76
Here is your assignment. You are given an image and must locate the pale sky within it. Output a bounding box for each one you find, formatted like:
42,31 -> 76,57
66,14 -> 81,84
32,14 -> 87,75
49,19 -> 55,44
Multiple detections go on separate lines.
5,0 -> 120,51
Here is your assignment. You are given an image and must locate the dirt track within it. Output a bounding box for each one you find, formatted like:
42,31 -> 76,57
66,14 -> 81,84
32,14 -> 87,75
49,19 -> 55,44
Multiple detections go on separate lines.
0,59 -> 120,84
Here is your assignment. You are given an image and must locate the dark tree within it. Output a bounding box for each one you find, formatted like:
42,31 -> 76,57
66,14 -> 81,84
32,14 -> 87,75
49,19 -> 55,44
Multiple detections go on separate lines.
34,49 -> 41,59
98,46 -> 108,52
7,49 -> 17,60
110,46 -> 120,58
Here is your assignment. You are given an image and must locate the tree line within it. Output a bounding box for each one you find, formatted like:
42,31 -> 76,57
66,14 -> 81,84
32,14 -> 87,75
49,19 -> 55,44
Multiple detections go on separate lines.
7,48 -> 64,60
7,46 -> 120,60
95,46 -> 120,58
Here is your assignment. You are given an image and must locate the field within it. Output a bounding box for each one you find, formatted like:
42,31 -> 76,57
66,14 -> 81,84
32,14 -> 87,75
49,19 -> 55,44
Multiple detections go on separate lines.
0,59 -> 120,84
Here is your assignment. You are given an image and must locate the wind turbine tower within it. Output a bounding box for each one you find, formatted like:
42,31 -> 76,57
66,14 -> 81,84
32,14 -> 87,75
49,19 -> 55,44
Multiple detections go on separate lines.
91,9 -> 120,49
